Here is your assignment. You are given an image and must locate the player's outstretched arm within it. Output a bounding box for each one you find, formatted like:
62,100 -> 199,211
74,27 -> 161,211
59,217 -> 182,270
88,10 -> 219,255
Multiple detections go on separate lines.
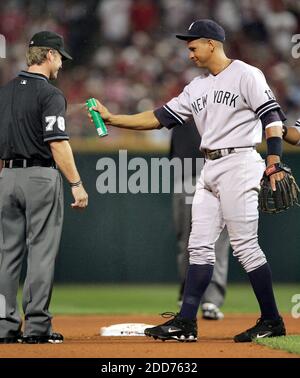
283,125 -> 300,146
87,99 -> 160,130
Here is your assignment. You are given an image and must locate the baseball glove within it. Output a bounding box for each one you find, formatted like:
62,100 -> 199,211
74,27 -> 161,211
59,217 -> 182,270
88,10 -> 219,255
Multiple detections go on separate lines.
258,162 -> 300,214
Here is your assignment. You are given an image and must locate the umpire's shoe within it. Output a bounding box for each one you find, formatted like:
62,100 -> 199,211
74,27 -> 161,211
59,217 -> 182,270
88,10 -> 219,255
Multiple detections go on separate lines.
144,312 -> 197,342
0,332 -> 23,344
234,316 -> 286,342
202,303 -> 224,320
22,332 -> 64,344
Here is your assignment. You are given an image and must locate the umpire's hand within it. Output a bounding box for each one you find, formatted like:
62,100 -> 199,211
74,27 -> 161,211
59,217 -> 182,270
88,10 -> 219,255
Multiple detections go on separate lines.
71,184 -> 88,209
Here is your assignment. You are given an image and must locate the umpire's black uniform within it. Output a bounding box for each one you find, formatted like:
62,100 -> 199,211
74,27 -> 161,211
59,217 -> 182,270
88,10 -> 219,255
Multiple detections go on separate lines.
0,39 -> 71,341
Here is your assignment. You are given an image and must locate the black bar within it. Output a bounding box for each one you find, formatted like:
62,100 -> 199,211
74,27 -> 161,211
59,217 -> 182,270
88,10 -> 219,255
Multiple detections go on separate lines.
0,358 -> 298,375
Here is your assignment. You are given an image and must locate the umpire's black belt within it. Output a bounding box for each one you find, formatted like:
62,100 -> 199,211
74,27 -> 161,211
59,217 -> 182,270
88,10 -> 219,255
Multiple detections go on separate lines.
203,147 -> 256,161
3,158 -> 57,169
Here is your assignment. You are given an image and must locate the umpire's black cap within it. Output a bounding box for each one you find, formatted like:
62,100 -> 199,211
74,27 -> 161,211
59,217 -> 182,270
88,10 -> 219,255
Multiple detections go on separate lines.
29,31 -> 73,61
176,19 -> 225,42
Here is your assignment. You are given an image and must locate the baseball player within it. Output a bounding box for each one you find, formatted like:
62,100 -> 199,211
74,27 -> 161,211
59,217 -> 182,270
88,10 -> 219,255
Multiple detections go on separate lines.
88,19 -> 287,342
171,120 -> 230,320
0,31 -> 88,344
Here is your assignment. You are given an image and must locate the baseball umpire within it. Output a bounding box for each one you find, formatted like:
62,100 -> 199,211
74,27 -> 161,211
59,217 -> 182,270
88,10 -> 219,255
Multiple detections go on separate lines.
87,19 -> 296,342
0,31 -> 88,344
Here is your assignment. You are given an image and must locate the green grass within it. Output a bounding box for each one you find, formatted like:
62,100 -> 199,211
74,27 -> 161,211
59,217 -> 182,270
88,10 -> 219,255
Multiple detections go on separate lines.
255,336 -> 300,355
17,283 -> 299,315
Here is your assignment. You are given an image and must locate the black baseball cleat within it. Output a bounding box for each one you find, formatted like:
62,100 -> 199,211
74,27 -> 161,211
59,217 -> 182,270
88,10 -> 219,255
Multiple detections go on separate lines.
234,316 -> 286,342
144,312 -> 197,342
0,332 -> 23,344
22,332 -> 64,344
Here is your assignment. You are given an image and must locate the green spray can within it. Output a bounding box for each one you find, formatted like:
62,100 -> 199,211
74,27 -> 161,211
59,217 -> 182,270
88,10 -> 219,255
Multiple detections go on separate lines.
86,98 -> 108,137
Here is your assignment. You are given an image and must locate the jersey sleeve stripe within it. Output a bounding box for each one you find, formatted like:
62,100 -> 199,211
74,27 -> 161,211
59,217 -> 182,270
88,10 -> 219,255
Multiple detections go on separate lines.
255,99 -> 277,115
256,102 -> 281,118
295,120 -> 300,127
164,105 -> 184,125
43,135 -> 70,142
257,104 -> 280,118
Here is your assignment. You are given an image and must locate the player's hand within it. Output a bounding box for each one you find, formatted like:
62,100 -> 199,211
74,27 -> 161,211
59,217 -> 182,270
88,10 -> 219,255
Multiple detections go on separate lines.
71,185 -> 88,209
266,157 -> 285,191
86,99 -> 112,124
266,156 -> 286,191
269,171 -> 285,191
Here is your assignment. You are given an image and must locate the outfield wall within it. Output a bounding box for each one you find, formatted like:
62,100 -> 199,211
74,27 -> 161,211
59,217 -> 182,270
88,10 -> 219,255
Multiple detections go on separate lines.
54,152 -> 300,283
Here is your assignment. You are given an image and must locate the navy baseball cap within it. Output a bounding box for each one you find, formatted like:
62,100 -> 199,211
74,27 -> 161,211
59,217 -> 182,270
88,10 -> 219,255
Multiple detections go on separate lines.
176,19 -> 225,42
29,31 -> 73,61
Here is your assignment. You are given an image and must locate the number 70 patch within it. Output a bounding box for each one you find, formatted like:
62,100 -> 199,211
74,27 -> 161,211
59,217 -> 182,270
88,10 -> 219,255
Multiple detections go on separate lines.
45,116 -> 65,132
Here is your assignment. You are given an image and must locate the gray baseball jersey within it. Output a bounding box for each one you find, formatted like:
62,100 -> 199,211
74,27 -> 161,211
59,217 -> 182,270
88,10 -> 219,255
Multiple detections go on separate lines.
155,60 -> 283,150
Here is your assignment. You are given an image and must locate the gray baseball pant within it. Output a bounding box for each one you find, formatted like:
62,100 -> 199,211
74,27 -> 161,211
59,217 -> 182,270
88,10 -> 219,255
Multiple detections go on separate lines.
0,166 -> 63,337
188,149 -> 266,272
173,183 -> 230,308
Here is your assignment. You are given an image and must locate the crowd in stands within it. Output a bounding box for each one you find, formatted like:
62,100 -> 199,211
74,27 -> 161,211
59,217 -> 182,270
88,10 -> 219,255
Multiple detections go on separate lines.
0,0 -> 300,145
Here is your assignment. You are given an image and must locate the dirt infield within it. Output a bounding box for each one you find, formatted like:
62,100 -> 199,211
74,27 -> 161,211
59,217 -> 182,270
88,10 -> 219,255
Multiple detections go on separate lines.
0,314 -> 299,358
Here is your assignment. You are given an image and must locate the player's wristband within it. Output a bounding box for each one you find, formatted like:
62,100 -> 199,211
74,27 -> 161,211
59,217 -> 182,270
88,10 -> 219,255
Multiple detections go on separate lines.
70,180 -> 82,188
266,137 -> 282,157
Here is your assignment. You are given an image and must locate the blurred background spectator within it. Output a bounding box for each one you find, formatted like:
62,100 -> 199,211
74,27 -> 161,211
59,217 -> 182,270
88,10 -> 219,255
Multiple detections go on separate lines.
0,0 -> 300,150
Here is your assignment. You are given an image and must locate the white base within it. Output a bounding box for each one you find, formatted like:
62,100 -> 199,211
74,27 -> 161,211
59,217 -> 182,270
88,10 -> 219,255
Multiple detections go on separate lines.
100,323 -> 154,336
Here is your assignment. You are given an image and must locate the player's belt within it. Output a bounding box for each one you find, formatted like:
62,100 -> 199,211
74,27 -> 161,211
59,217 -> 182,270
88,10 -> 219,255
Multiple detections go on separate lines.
203,147 -> 255,161
3,158 -> 57,169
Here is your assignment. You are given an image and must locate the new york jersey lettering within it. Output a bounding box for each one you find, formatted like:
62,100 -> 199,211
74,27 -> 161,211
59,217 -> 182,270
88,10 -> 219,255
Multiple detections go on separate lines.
191,95 -> 208,115
213,90 -> 239,108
